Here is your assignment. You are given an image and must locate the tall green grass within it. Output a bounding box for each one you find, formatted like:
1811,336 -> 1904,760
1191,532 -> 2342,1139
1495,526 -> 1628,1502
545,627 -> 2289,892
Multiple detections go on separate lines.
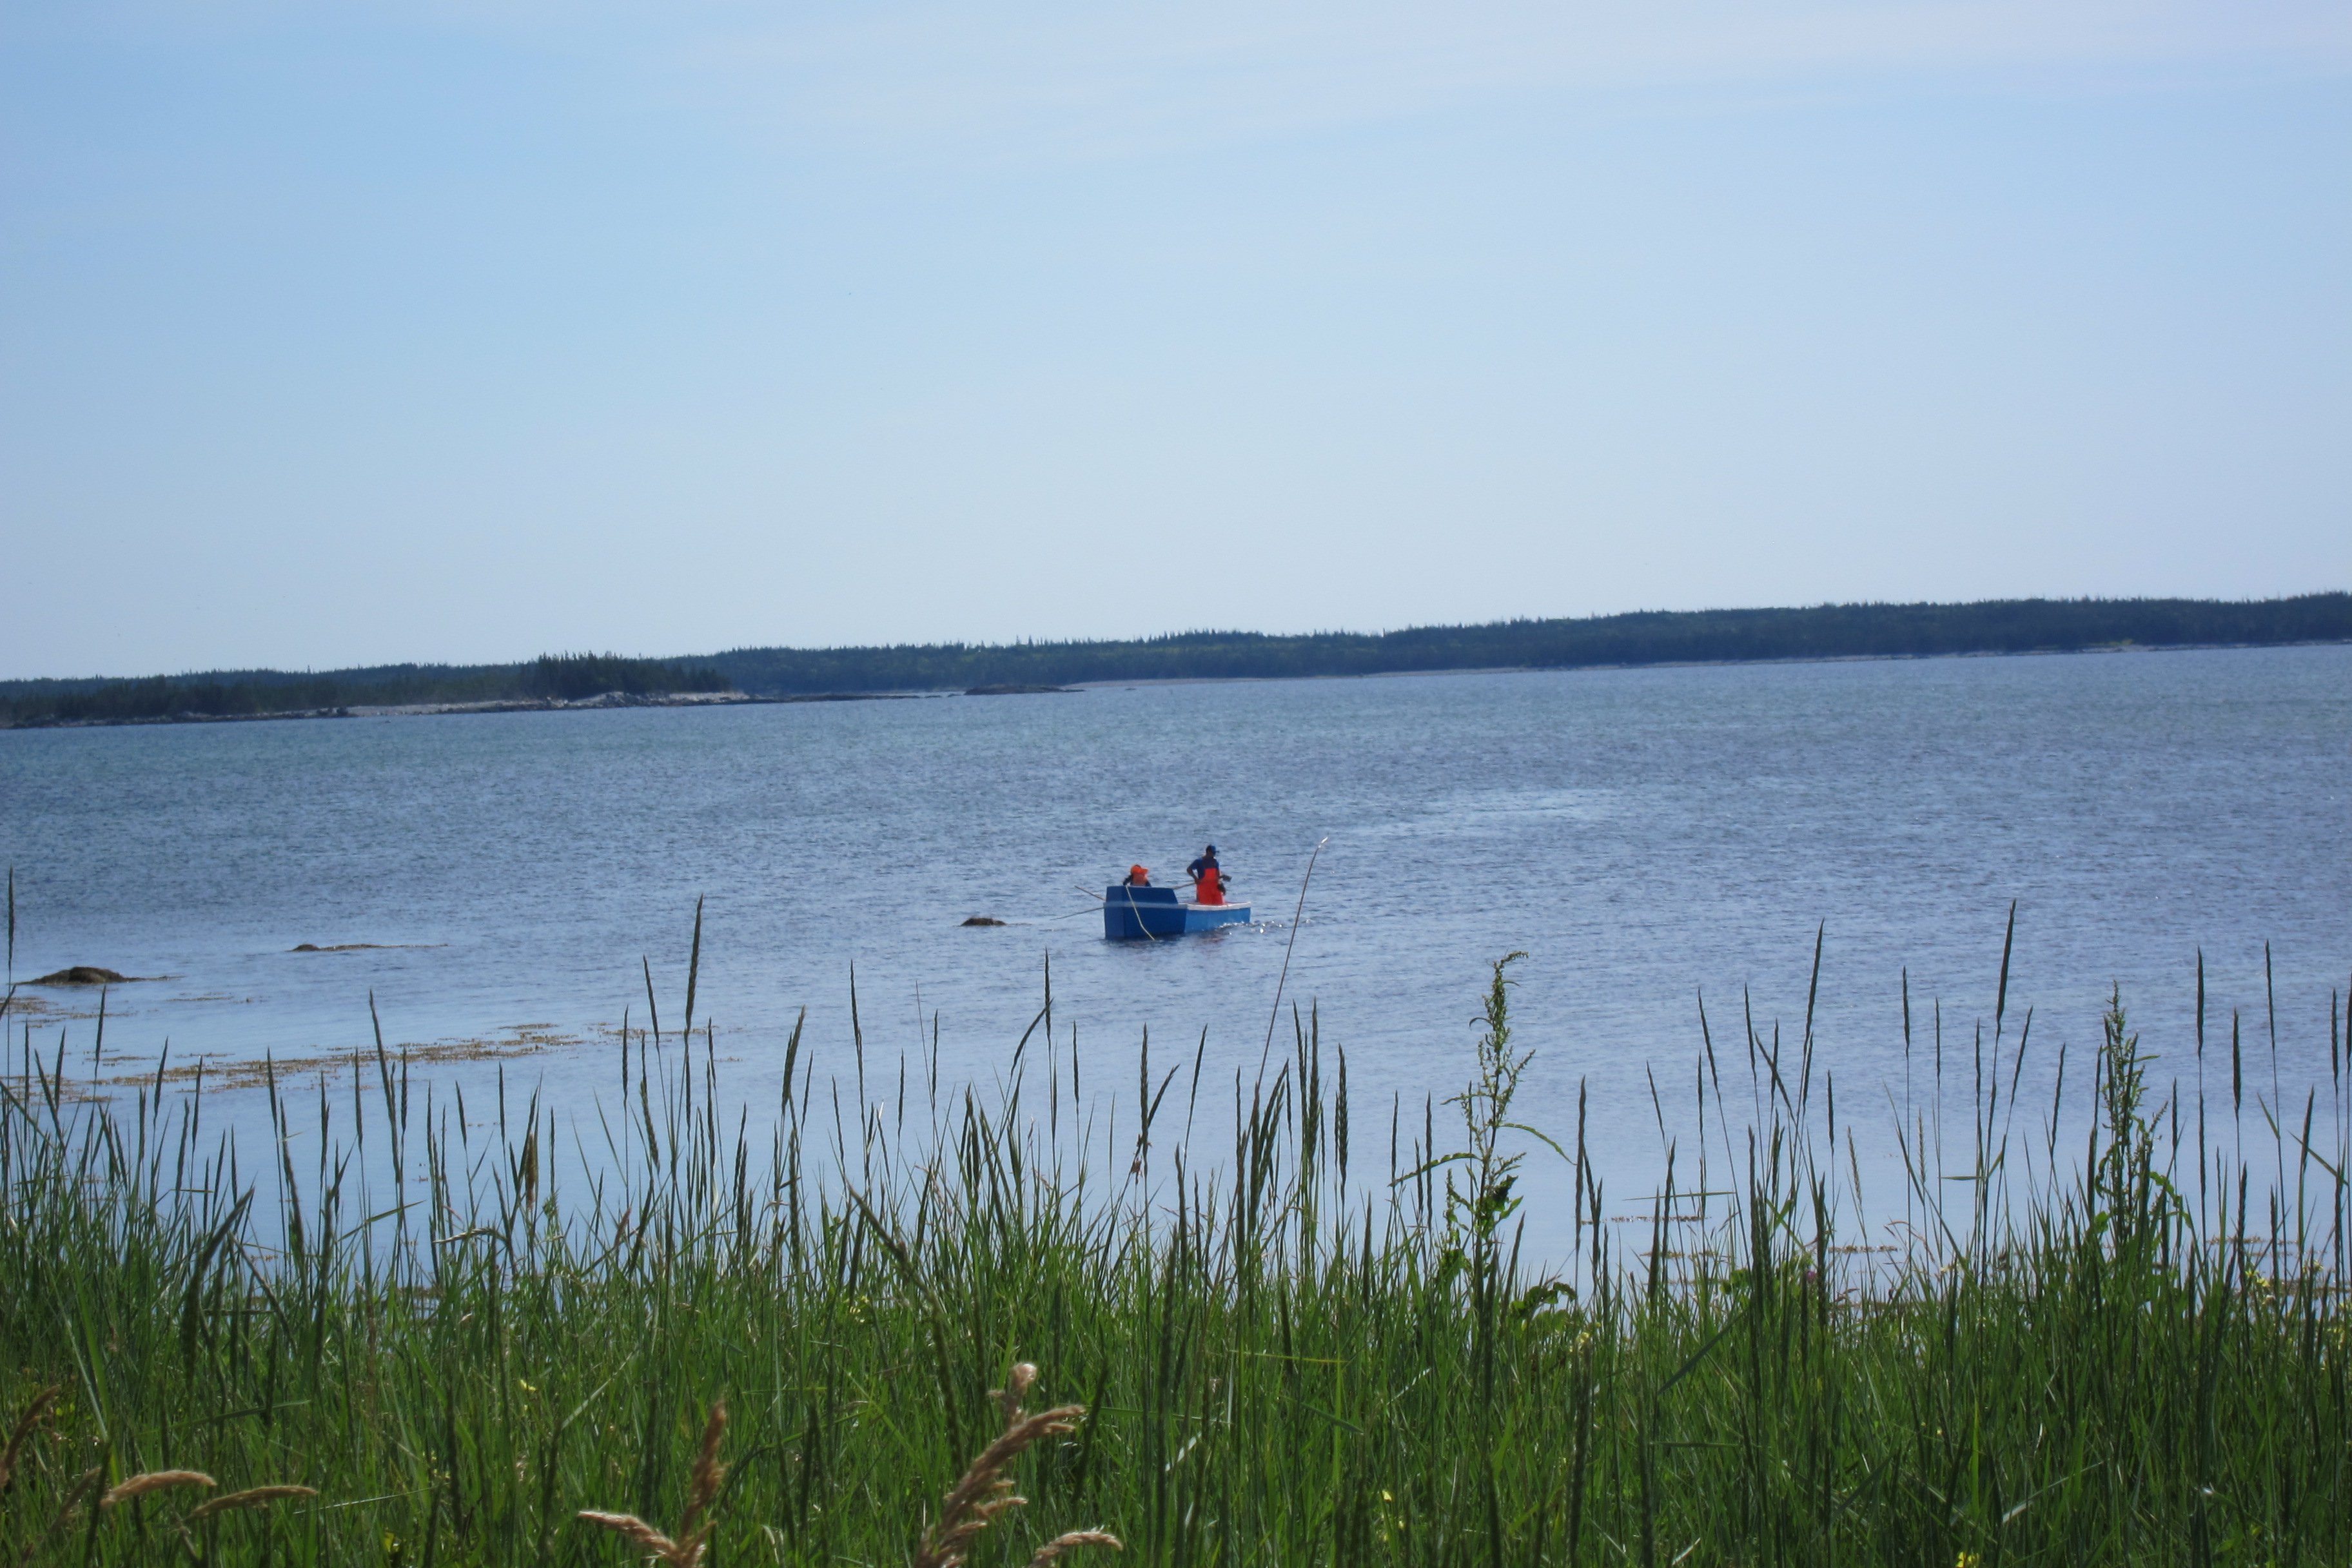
1,945 -> 2346,1565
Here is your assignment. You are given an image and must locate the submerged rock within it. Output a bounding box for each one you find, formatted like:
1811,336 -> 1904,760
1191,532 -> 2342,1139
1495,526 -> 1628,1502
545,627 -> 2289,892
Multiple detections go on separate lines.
29,966 -> 128,985
960,916 -> 1008,927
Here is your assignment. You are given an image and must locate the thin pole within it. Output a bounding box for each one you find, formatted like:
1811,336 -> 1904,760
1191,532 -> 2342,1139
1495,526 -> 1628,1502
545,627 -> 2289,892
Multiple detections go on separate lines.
1260,838 -> 1331,1078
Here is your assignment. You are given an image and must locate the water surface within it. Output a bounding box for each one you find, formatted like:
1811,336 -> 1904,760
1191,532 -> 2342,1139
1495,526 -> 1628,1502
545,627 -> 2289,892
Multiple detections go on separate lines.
5,645 -> 2346,1253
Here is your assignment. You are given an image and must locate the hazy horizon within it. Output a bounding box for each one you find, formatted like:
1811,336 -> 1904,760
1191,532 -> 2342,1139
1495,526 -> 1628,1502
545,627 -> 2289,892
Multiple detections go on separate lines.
4,1 -> 2346,680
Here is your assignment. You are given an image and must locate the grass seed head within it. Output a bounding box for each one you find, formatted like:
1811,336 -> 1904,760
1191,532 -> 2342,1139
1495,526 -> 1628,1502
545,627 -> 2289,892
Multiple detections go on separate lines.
917,1364 -> 1089,1568
578,1509 -> 689,1562
992,1362 -> 1039,1424
100,1470 -> 215,1507
575,1398 -> 727,1567
681,1400 -> 729,1539
1025,1523 -> 1124,1561
1027,1530 -> 1124,1566
0,1386 -> 59,1494
184,1485 -> 319,1523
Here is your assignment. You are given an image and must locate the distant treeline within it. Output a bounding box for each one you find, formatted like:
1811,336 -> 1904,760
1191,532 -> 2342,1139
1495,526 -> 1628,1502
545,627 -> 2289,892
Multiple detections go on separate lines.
0,654 -> 730,727
697,593 -> 2351,694
3,596 -> 2342,725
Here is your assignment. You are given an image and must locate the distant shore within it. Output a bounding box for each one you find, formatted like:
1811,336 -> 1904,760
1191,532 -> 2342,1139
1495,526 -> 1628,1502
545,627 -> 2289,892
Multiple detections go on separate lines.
5,634 -> 2346,730
5,594 -> 2346,729
1065,635 -> 2351,688
1,688 -> 941,730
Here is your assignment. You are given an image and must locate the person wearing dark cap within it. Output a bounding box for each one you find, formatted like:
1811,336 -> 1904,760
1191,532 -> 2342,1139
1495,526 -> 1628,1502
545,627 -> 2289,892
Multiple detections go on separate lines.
1186,845 -> 1228,906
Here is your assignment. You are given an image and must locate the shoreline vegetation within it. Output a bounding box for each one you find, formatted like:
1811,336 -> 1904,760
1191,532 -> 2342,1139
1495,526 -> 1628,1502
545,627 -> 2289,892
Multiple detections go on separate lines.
0,653 -> 738,730
3,945 -> 2349,1562
3,593 -> 2346,729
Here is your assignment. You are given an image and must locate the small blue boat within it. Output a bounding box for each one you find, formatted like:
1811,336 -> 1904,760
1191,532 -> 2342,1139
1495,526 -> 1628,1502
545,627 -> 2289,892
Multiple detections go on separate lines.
1102,884 -> 1252,941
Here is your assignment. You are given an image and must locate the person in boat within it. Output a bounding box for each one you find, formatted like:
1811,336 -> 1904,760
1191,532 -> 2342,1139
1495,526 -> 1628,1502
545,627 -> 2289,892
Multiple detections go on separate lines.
1186,845 -> 1228,906
1125,865 -> 1152,887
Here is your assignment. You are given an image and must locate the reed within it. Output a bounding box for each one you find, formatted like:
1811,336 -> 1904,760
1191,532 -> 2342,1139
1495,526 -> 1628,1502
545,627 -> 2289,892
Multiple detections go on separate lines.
577,1402 -> 727,1567
0,941 -> 2346,1565
907,1362 -> 1117,1568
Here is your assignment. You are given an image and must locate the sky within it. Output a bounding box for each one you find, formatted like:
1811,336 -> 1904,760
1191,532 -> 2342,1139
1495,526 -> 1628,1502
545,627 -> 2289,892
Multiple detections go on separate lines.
1,1 -> 2347,678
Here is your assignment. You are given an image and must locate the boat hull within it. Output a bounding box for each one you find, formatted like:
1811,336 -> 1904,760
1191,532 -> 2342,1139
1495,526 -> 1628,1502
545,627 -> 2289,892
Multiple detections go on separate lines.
1102,885 -> 1252,941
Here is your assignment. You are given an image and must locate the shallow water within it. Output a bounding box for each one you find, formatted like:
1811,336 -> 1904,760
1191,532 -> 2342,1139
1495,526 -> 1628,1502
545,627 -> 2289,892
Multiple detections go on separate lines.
5,645 -> 2347,1255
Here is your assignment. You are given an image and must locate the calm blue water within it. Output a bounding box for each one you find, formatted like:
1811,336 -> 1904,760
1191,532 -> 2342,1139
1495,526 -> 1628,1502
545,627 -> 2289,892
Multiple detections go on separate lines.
5,646 -> 2347,1255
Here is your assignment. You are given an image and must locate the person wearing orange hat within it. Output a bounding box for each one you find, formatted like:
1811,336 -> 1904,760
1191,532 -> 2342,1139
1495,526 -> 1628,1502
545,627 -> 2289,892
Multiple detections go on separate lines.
1125,865 -> 1152,887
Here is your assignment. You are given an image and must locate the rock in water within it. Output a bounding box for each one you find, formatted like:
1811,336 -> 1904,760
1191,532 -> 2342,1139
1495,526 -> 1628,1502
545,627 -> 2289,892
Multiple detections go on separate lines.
30,966 -> 128,985
961,916 -> 1008,927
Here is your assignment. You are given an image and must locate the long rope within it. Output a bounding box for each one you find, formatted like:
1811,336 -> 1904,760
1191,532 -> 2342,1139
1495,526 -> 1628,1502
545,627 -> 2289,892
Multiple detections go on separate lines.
1118,883 -> 1162,943
1259,837 -> 1330,1077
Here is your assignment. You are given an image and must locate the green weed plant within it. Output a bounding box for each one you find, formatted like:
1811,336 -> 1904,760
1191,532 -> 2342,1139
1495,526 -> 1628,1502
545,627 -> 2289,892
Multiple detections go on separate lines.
2,943 -> 2347,1565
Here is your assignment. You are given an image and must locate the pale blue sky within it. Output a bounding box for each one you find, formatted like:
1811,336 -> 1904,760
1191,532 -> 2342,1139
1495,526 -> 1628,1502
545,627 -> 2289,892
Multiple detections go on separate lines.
3,1 -> 2346,677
